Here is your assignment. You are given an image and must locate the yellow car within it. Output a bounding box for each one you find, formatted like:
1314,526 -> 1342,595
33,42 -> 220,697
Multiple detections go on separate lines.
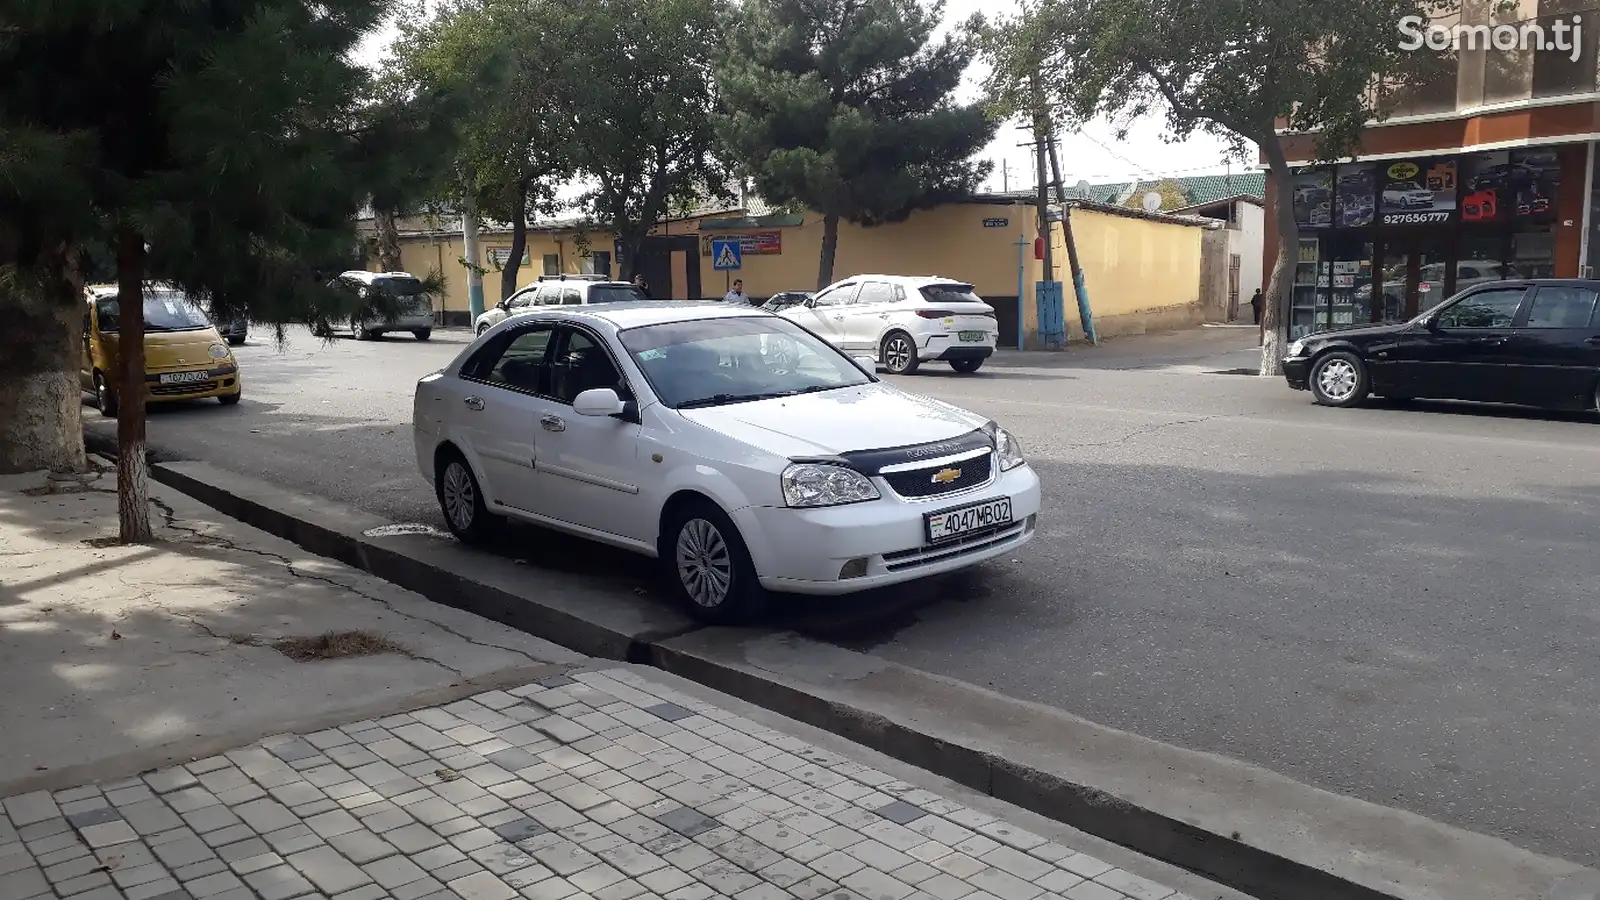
82,284 -> 243,415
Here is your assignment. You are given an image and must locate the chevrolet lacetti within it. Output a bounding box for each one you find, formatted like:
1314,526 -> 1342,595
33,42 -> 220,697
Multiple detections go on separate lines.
412,303 -> 1041,621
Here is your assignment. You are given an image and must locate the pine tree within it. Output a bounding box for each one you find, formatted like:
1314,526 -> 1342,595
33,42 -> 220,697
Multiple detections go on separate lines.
718,0 -> 997,289
0,0 -> 405,541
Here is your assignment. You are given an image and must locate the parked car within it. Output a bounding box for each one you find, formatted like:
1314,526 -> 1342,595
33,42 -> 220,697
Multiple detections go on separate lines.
1382,181 -> 1434,209
774,275 -> 998,375
413,303 -> 1040,622
473,278 -> 648,335
762,291 -> 813,312
335,270 -> 435,340
82,284 -> 242,415
215,314 -> 249,346
1285,279 -> 1600,411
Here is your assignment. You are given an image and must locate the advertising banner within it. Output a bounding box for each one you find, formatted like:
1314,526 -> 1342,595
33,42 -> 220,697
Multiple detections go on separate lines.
700,231 -> 783,256
1510,150 -> 1560,220
1334,165 -> 1376,228
1291,170 -> 1333,228
1379,158 -> 1457,225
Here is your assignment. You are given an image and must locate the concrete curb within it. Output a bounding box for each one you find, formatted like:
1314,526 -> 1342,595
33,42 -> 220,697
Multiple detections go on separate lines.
123,455 -> 1596,900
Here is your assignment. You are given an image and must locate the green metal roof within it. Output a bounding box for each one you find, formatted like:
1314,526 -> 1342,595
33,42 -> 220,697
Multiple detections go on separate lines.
1061,172 -> 1265,209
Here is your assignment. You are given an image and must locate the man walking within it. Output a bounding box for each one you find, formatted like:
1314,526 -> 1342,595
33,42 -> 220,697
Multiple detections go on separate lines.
723,279 -> 748,304
1249,288 -> 1263,324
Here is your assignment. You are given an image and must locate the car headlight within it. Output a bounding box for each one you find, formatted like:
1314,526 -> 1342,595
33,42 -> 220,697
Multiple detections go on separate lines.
984,421 -> 1026,471
1287,339 -> 1306,358
781,463 -> 880,508
208,343 -> 230,360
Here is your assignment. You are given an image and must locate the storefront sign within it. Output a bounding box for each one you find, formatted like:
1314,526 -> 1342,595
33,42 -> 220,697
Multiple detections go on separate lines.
700,231 -> 782,256
982,217 -> 1010,228
486,247 -> 530,266
1380,157 -> 1457,225
1291,169 -> 1333,228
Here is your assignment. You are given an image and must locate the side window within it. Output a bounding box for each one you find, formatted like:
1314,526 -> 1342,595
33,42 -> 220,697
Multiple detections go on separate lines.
1437,289 -> 1526,329
562,288 -> 582,305
95,299 -> 120,332
473,325 -> 557,395
853,282 -> 896,306
509,289 -> 536,310
1524,286 -> 1598,328
813,284 -> 855,307
536,285 -> 561,306
550,329 -> 623,404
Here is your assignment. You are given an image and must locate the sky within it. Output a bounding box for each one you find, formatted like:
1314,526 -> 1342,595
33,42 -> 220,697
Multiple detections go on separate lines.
353,0 -> 1254,198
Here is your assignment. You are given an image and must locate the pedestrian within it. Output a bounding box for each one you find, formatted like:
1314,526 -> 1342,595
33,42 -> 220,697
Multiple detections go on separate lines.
1250,288 -> 1263,324
723,279 -> 748,304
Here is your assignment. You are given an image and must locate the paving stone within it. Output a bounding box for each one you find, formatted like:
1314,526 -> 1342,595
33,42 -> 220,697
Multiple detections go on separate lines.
450,869 -> 518,900
186,869 -> 248,897
364,854 -> 429,889
1062,883 -> 1124,900
236,800 -> 299,835
0,865 -> 49,898
920,873 -> 978,900
978,847 -> 1054,883
1056,856 -> 1113,881
56,868 -> 116,894
262,824 -> 323,856
394,875 -> 449,900
121,800 -> 185,837
1033,870 -> 1084,894
1092,870 -> 1172,900
4,792 -> 61,827
165,788 -> 221,814
337,885 -> 392,900
44,851 -> 106,883
109,862 -> 172,889
287,846 -> 374,895
306,810 -> 363,839
966,867 -> 1043,900
80,820 -> 140,848
654,808 -> 718,839
124,876 -> 185,900
175,857 -> 230,881
327,830 -> 397,865
971,824 -> 1044,854
269,740 -> 322,763
231,850 -> 287,876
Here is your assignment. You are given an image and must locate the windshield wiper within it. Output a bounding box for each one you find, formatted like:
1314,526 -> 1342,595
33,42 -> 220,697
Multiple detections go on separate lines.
676,392 -> 786,409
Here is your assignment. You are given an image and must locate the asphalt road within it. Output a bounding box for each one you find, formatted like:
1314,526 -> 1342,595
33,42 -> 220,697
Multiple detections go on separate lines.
84,324 -> 1600,865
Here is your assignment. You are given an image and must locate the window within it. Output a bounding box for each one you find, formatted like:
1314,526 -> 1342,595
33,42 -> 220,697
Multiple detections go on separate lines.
853,282 -> 896,306
477,326 -> 556,394
812,284 -> 855,307
589,284 -> 648,304
1436,288 -> 1526,328
509,289 -> 537,310
542,254 -> 560,276
550,330 -> 624,404
561,288 -> 582,305
584,251 -> 612,277
536,285 -> 562,305
1524,286 -> 1598,328
620,316 -> 871,409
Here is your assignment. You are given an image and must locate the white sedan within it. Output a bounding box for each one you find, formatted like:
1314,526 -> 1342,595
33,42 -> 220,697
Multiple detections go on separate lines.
412,303 -> 1041,622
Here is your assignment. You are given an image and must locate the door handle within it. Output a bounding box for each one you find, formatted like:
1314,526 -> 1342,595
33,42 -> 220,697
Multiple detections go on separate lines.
1473,337 -> 1506,346
464,396 -> 485,411
540,415 -> 565,432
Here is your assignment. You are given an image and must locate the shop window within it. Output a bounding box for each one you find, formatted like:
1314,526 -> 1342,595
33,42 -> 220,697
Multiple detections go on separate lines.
1511,229 -> 1557,277
1532,12 -> 1598,97
1483,29 -> 1535,104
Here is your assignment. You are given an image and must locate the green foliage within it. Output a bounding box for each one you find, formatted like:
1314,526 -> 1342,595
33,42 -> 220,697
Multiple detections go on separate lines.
0,0 -> 410,333
717,0 -> 997,284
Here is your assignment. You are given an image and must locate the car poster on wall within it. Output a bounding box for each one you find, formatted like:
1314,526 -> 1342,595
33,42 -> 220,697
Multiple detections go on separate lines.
1380,157 -> 1457,225
1510,150 -> 1560,220
1334,166 -> 1376,227
1462,151 -> 1511,222
1291,169 -> 1333,228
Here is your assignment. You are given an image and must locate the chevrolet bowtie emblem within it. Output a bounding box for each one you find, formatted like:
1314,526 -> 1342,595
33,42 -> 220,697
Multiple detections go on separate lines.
931,468 -> 962,484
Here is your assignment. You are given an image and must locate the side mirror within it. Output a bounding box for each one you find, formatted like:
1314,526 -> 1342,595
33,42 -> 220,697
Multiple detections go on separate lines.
497,299 -> 509,311
804,297 -> 818,308
573,387 -> 626,417
853,356 -> 878,374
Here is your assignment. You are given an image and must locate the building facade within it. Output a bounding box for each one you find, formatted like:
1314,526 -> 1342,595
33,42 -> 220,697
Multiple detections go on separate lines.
1264,0 -> 1600,339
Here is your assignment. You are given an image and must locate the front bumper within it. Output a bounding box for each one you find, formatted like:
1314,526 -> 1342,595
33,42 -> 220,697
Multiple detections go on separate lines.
734,462 -> 1042,595
1284,356 -> 1311,390
141,365 -> 242,402
366,312 -> 435,332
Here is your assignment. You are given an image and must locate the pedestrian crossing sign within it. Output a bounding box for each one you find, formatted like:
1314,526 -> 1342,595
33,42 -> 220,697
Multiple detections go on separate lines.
712,239 -> 742,271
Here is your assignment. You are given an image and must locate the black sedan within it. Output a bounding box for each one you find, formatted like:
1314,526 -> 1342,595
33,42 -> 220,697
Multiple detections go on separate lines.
1285,279 -> 1600,411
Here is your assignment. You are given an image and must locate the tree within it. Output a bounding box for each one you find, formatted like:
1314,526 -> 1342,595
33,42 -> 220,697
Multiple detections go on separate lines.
1,0 -> 402,541
1122,179 -> 1190,212
394,0 -> 583,300
571,0 -> 729,280
718,0 -> 996,290
977,0 -> 1449,373
363,78 -> 461,275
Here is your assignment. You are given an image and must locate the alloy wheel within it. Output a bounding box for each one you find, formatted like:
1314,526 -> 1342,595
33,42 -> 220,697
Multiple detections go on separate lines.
675,518 -> 732,609
441,462 -> 476,532
1317,358 -> 1358,402
884,336 -> 913,372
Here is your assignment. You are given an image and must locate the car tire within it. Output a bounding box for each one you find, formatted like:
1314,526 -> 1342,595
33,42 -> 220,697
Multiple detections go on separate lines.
1309,351 -> 1370,407
949,358 -> 983,374
218,392 -> 241,406
881,331 -> 920,375
227,336 -> 245,346
435,451 -> 501,545
351,318 -> 370,341
93,371 -> 118,417
664,500 -> 766,624
476,323 -> 491,336
413,329 -> 432,341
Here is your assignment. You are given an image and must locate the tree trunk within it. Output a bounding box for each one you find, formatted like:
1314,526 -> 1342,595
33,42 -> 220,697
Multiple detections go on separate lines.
116,229 -> 152,544
816,213 -> 840,290
0,242 -> 88,475
1259,135 -> 1299,377
375,208 -> 403,272
501,181 -> 531,301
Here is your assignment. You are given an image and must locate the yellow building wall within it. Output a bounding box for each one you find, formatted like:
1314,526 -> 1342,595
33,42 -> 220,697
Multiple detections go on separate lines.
388,229 -> 619,317
1022,208 -> 1208,346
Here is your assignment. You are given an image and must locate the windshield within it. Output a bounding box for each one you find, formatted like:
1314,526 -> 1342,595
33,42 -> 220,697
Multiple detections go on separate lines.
589,285 -> 649,304
919,283 -> 987,305
95,291 -> 212,332
619,316 -> 872,409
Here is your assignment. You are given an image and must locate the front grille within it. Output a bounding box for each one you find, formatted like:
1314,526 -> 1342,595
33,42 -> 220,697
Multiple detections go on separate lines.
150,381 -> 217,396
882,453 -> 994,499
882,522 -> 1028,572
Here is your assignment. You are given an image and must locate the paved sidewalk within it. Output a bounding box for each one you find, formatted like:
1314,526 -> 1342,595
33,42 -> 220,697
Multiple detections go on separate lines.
1,668 -> 1211,900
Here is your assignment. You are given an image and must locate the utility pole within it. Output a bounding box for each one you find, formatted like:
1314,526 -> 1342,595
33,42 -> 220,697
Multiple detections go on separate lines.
461,170 -> 485,321
1002,159 -> 1010,193
1031,81 -> 1097,345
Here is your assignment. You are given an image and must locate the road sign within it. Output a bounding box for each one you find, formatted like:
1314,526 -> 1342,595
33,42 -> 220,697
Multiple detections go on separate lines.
712,238 -> 742,271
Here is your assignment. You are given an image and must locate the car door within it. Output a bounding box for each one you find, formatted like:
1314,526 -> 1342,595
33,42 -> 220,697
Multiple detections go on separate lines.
531,325 -> 648,543
454,322 -> 560,516
840,281 -> 897,351
1502,283 -> 1600,407
1386,286 -> 1529,401
798,282 -> 856,344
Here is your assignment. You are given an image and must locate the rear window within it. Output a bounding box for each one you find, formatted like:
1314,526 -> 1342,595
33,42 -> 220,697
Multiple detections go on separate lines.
588,285 -> 649,304
372,277 -> 426,296
919,283 -> 988,306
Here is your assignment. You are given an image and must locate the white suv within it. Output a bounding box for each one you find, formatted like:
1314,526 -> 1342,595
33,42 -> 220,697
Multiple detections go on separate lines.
474,276 -> 648,335
336,271 -> 436,340
777,275 -> 998,374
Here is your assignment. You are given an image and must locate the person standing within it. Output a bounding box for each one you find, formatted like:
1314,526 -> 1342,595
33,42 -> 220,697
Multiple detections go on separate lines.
723,279 -> 748,303
1250,288 -> 1263,324
632,274 -> 650,298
